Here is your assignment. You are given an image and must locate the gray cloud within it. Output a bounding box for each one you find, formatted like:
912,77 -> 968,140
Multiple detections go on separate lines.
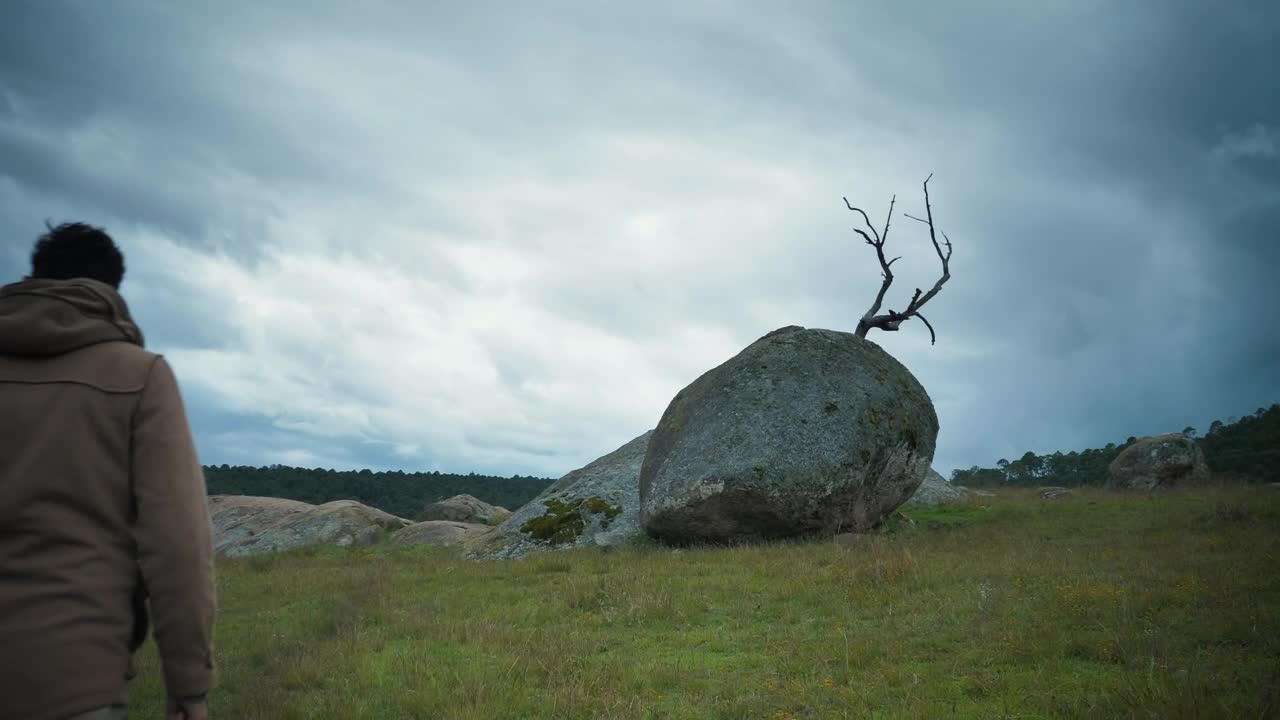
2,1 -> 1276,479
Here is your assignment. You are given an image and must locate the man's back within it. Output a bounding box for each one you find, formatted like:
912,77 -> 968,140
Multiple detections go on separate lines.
0,235 -> 216,720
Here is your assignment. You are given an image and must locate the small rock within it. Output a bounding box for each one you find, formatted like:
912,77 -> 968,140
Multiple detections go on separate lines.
1039,486 -> 1072,500
905,469 -> 971,506
420,494 -> 512,525
390,521 -> 492,547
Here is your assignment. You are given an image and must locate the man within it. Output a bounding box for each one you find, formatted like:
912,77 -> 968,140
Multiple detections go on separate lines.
0,223 -> 216,720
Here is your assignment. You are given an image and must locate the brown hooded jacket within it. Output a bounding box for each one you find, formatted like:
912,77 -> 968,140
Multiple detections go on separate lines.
0,278 -> 216,720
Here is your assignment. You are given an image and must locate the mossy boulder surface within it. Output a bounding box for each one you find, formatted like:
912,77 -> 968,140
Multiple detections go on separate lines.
519,496 -> 623,545
464,430 -> 652,560
640,326 -> 938,544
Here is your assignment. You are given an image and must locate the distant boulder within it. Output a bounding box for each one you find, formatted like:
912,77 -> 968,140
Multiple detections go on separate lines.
390,520 -> 492,547
905,469 -> 971,506
1108,433 -> 1211,491
466,430 -> 652,560
209,495 -> 314,554
1039,486 -> 1072,500
640,326 -> 938,544
211,496 -> 412,557
420,494 -> 512,525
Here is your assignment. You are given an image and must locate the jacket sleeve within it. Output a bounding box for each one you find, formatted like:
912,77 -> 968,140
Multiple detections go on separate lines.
131,355 -> 217,698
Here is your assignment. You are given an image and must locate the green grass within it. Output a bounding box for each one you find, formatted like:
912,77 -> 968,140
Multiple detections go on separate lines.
128,484 -> 1280,719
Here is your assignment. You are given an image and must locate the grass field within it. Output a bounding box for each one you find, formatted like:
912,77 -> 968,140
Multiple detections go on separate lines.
127,484 -> 1280,719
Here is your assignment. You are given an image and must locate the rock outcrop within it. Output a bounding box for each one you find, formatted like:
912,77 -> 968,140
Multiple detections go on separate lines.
905,468 -> 971,506
210,496 -> 412,557
419,494 -> 512,525
640,326 -> 938,544
1039,486 -> 1072,500
1107,433 -> 1211,490
390,520 -> 492,547
209,495 -> 315,554
465,430 -> 652,560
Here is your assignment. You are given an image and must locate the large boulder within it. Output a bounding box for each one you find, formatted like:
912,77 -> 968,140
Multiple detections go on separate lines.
390,521 -> 493,547
209,495 -> 315,555
905,469 -> 971,506
465,430 -> 653,560
640,326 -> 938,544
419,494 -> 512,525
212,497 -> 412,557
1108,433 -> 1211,491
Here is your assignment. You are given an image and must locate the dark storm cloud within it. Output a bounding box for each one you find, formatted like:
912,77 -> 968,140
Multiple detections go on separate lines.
0,2 -> 431,260
1,1 -> 1276,477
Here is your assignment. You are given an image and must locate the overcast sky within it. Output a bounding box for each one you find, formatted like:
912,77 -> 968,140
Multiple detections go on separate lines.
2,1 -> 1277,480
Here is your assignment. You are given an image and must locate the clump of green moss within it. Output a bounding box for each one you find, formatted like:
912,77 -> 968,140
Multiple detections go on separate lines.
868,409 -> 881,426
824,402 -> 839,413
581,496 -> 622,522
520,496 -> 623,546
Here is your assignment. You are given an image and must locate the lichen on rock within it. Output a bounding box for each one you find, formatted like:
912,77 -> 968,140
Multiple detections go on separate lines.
464,430 -> 652,561
519,496 -> 623,545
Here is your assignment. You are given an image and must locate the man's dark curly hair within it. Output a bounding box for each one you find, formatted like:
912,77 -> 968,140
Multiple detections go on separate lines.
30,221 -> 126,289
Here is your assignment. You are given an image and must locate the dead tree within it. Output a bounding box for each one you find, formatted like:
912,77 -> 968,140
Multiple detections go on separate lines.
843,173 -> 953,344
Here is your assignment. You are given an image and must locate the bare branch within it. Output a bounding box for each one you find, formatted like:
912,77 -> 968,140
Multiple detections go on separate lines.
842,198 -> 881,244
864,245 -> 895,325
902,174 -> 951,315
846,193 -> 897,335
881,194 -> 896,245
915,312 -> 937,345
847,173 -> 953,344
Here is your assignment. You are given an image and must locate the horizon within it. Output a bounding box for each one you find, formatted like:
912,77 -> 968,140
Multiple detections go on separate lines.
201,400 -> 1276,481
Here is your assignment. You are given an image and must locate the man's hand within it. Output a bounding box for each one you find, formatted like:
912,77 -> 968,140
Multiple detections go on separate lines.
166,697 -> 208,720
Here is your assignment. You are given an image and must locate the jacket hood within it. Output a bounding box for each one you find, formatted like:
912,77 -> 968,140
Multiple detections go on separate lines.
0,277 -> 145,356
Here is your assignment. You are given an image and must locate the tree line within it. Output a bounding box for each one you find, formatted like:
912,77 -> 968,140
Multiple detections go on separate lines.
203,464 -> 555,519
951,403 -> 1280,487
204,402 -> 1278,512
